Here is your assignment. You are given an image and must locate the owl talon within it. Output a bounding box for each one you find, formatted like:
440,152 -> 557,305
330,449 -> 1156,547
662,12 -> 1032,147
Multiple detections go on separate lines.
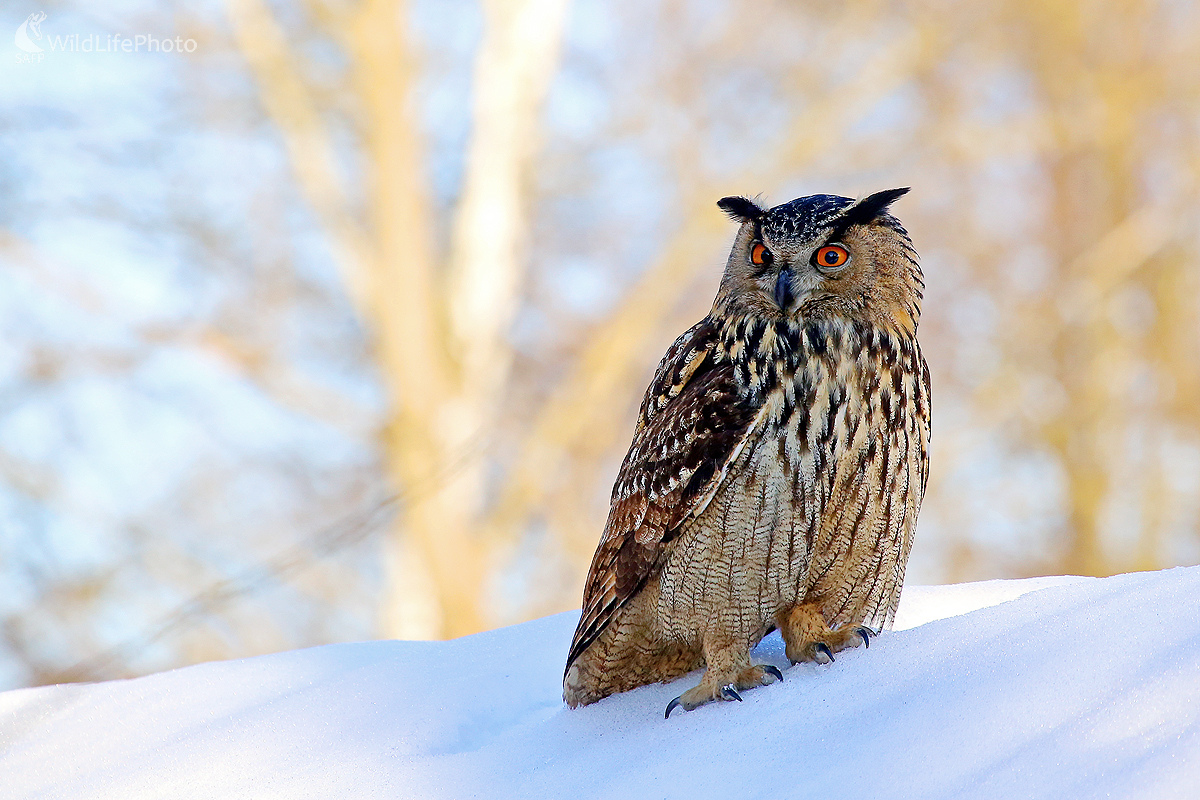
762,664 -> 784,682
856,627 -> 872,648
665,683 -> 742,718
816,642 -> 834,663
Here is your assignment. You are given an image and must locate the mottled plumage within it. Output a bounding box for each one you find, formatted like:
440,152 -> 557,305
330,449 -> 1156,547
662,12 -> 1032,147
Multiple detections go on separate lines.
564,190 -> 930,714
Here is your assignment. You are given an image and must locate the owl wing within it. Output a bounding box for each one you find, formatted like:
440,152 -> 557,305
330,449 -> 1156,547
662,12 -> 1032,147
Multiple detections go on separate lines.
565,318 -> 763,671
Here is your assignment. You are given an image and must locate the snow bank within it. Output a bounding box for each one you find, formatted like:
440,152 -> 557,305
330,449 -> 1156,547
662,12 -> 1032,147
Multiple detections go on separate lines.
2,568 -> 1198,799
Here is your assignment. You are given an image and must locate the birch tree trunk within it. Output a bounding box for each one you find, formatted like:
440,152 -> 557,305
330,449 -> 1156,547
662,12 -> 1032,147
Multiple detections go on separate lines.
228,0 -> 570,638
373,0 -> 570,639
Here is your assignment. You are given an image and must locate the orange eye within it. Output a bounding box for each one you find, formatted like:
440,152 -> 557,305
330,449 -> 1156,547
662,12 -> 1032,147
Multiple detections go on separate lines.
814,244 -> 850,270
750,242 -> 773,267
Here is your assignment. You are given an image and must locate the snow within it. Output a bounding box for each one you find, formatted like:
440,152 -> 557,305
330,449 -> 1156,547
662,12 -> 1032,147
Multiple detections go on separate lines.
3,567 -> 1199,799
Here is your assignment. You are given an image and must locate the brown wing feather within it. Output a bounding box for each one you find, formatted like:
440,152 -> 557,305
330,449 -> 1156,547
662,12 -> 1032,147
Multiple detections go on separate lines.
565,318 -> 762,671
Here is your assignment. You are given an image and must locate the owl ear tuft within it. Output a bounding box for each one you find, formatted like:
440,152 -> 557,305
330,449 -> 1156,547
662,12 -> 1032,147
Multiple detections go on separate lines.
839,188 -> 910,229
717,196 -> 764,223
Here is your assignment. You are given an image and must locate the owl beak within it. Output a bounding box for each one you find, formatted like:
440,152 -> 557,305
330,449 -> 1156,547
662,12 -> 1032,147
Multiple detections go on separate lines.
773,268 -> 795,310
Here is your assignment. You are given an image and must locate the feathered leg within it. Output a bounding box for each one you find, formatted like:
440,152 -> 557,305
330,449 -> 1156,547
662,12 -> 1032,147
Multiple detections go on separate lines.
664,631 -> 782,717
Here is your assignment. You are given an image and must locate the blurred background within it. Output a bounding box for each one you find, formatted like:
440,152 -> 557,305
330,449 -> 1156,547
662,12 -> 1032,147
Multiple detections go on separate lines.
1,0 -> 1198,690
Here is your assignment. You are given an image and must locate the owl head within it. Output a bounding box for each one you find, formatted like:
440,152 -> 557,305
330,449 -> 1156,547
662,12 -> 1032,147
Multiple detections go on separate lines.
713,189 -> 922,337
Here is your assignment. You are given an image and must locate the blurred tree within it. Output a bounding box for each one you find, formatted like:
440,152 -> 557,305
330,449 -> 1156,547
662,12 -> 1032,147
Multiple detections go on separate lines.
227,0 -> 571,637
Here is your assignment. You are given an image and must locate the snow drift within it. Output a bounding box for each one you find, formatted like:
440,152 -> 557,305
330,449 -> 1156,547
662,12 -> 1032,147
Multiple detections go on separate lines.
2,568 -> 1199,799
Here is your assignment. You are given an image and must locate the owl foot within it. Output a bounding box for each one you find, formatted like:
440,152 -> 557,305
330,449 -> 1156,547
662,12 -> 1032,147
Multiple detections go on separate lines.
664,664 -> 782,718
777,602 -> 876,666
787,626 -> 874,665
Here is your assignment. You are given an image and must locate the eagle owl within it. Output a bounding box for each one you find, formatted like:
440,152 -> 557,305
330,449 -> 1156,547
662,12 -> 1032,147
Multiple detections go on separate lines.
563,189 -> 930,716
